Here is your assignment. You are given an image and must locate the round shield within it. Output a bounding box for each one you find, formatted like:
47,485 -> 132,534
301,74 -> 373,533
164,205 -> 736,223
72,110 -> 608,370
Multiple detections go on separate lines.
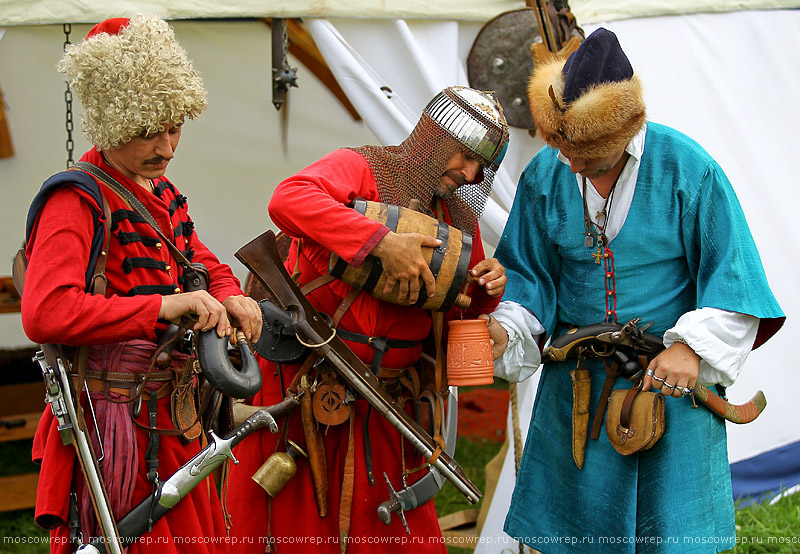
467,8 -> 542,130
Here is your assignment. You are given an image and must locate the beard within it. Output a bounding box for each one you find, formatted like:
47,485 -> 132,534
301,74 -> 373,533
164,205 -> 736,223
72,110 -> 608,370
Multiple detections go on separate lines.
433,169 -> 467,198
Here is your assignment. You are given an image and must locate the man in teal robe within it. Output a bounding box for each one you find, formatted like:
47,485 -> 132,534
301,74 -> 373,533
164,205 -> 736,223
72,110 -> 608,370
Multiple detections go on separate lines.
484,28 -> 784,553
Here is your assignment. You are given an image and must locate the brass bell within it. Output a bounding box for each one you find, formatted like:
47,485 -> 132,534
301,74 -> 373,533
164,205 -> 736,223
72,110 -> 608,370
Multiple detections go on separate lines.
252,439 -> 308,497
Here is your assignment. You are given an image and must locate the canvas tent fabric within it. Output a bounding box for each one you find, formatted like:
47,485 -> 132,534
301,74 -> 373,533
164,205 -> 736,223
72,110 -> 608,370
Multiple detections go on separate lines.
0,1 -> 797,546
0,0 -> 798,25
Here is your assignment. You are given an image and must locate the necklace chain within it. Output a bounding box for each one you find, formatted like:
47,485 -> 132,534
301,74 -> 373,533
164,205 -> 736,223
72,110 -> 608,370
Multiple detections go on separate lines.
582,175 -> 621,323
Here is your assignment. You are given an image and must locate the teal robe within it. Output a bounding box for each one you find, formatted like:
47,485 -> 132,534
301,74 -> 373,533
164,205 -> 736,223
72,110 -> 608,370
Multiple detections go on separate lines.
497,123 -> 784,553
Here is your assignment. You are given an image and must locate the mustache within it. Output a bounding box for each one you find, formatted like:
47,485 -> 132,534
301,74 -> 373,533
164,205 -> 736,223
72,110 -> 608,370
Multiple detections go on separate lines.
143,156 -> 171,165
444,169 -> 467,187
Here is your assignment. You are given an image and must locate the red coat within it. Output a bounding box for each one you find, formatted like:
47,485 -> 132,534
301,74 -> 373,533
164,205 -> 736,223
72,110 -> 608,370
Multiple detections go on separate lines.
226,149 -> 499,553
23,148 -> 241,553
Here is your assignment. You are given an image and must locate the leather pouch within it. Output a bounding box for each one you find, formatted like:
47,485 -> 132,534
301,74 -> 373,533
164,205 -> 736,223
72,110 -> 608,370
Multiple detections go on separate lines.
172,362 -> 202,442
253,299 -> 309,363
606,384 -> 665,455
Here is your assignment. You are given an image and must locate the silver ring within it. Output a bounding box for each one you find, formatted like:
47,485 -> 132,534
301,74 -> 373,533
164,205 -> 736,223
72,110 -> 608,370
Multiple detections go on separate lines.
486,314 -> 494,326
662,381 -> 676,390
652,375 -> 666,384
644,368 -> 655,377
679,386 -> 694,396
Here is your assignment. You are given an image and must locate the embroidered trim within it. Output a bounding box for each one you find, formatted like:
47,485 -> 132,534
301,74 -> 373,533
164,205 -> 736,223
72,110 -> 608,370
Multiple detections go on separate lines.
111,209 -> 147,230
173,220 -> 194,239
122,256 -> 168,274
116,231 -> 160,247
168,194 -> 187,215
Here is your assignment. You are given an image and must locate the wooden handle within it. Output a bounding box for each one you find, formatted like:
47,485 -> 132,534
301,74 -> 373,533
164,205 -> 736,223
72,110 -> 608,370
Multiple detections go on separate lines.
455,293 -> 472,310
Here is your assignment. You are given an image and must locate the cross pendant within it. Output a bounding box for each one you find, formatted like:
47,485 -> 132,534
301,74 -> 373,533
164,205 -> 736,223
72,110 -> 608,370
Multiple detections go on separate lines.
595,210 -> 606,224
592,245 -> 605,264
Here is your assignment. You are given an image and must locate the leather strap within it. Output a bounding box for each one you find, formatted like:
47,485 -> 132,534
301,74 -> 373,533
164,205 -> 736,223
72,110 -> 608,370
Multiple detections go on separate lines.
619,381 -> 643,430
428,310 -> 446,466
88,190 -> 113,297
336,329 -> 419,350
300,273 -> 336,296
71,369 -> 176,383
332,287 -> 360,328
71,184 -> 114,434
338,406 -> 357,554
590,359 -> 620,440
73,376 -> 173,400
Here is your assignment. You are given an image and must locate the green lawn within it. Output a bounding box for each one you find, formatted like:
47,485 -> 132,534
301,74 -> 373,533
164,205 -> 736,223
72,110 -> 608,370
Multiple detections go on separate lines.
2,437 -> 799,554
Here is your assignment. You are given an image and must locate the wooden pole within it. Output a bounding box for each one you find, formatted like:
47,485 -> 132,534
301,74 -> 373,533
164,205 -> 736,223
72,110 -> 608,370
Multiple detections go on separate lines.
0,83 -> 14,159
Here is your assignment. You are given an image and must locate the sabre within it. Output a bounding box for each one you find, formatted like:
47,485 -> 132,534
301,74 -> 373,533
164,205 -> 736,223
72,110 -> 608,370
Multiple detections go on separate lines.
79,395 -> 299,553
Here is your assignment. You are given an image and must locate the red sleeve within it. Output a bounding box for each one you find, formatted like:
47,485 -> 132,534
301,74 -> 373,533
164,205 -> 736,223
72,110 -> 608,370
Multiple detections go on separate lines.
21,187 -> 162,346
268,149 -> 389,266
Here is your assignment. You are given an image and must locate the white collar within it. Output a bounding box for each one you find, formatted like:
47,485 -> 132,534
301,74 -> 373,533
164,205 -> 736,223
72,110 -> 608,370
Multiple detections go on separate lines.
563,124 -> 648,243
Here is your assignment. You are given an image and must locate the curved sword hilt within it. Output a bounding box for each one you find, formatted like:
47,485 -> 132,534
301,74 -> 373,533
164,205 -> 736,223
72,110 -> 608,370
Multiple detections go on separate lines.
377,473 -> 409,533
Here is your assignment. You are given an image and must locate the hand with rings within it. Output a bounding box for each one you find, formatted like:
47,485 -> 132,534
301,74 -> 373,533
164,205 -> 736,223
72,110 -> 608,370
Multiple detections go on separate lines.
642,341 -> 700,399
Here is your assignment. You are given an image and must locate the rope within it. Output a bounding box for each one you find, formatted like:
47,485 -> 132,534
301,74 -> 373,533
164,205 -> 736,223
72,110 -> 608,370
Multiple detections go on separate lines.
510,382 -> 531,554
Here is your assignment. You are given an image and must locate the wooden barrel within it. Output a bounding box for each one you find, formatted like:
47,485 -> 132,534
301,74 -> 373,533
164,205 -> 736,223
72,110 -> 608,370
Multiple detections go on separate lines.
328,199 -> 473,312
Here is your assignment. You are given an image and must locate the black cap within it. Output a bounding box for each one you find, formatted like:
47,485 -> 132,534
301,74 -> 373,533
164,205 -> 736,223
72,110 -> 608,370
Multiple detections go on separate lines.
561,28 -> 633,105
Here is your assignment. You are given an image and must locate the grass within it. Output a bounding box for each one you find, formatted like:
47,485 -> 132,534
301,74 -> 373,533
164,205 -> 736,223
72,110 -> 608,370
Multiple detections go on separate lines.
433,434 -> 800,554
731,491 -> 800,553
2,427 -> 799,553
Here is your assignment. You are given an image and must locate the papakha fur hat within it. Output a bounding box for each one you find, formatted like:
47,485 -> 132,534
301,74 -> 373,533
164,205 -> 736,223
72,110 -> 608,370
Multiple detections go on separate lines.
57,14 -> 208,151
527,28 -> 645,159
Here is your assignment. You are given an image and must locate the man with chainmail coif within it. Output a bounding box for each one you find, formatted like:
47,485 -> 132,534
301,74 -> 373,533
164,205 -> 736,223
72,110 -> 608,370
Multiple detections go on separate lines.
353,87 -> 507,236
227,86 -> 509,553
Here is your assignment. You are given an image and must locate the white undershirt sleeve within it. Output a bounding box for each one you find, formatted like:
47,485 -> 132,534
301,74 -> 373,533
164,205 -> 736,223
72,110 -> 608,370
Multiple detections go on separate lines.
664,307 -> 759,387
491,301 -> 544,383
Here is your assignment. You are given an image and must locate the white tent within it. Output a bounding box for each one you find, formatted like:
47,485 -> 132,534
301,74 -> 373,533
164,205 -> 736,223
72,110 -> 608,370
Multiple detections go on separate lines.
1,1 -> 797,547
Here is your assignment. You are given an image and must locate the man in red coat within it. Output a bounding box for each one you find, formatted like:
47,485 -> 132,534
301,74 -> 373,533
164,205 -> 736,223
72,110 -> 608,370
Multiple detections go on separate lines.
21,15 -> 261,553
227,86 -> 510,553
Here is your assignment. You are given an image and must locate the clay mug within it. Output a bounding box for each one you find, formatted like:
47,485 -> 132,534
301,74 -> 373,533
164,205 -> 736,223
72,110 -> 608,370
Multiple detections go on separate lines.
446,319 -> 494,386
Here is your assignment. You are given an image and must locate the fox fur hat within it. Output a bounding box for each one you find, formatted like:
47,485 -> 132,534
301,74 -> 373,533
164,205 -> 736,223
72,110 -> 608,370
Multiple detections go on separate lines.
527,27 -> 645,159
57,14 -> 208,151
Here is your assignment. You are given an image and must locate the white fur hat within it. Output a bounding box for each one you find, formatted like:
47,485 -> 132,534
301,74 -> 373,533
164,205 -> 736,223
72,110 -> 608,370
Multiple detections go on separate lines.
57,14 -> 208,151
